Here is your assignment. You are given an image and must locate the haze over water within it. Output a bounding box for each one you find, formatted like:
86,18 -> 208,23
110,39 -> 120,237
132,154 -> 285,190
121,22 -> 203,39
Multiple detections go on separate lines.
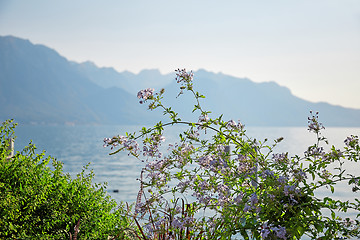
13,124 -> 360,205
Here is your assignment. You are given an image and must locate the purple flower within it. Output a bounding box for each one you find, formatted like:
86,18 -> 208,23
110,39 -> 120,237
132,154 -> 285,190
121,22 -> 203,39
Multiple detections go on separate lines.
307,111 -> 325,133
216,144 -> 226,153
243,203 -> 251,212
345,135 -> 359,148
146,159 -> 167,171
261,223 -> 287,239
268,194 -> 275,200
272,153 -> 288,164
323,148 -> 343,161
175,68 -> 194,83
198,114 -> 209,123
193,192 -> 212,205
198,180 -> 210,192
103,135 -> 139,154
283,185 -> 295,196
250,193 -> 258,205
103,137 -> 114,148
261,222 -> 271,239
277,175 -> 288,184
152,134 -> 165,142
305,146 -> 325,157
123,139 -> 140,153
147,172 -> 166,186
272,226 -> 287,239
218,193 -> 231,207
237,155 -> 253,175
177,180 -> 191,192
171,218 -> 184,230
137,88 -> 155,103
293,169 -> 307,181
188,129 -> 200,139
198,155 -> 213,168
226,119 -> 244,130
134,202 -> 145,214
260,169 -> 275,179
233,193 -> 243,204
261,228 -> 271,239
218,183 -> 230,194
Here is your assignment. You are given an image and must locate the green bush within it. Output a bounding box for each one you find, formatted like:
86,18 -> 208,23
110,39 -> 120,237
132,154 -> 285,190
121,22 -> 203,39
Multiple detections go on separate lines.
0,120 -> 134,239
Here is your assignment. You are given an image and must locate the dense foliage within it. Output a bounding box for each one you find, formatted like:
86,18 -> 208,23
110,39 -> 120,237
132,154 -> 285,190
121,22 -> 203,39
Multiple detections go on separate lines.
0,120 -> 134,239
105,69 -> 360,239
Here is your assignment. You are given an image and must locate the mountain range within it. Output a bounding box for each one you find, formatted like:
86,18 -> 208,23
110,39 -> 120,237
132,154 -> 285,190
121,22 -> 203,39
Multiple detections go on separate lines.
1,35 -> 360,127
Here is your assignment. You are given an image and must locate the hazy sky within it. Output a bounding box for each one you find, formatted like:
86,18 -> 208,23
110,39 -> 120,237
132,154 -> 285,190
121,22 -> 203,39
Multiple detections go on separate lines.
1,0 -> 359,109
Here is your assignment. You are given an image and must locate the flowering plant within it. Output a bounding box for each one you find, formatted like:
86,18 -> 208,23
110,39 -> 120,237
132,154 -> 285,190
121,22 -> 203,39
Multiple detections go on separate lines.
105,69 -> 360,239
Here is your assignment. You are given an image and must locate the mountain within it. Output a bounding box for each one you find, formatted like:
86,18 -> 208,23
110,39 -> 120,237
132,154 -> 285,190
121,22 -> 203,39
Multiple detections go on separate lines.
73,61 -> 173,95
158,70 -> 360,126
77,63 -> 360,126
0,35 -> 153,125
1,35 -> 360,126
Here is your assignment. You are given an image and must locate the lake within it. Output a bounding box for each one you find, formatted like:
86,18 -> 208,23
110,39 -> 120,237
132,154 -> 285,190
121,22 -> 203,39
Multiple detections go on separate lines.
13,124 -> 360,212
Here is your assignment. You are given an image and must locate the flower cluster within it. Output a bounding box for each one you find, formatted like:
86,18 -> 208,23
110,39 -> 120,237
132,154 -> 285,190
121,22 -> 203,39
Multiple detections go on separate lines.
175,68 -> 194,83
143,134 -> 166,158
272,153 -> 288,164
137,88 -> 155,104
198,114 -> 209,123
103,137 -> 117,149
169,142 -> 195,167
175,68 -> 194,96
304,145 -> 325,157
323,148 -> 343,161
103,135 -> 128,149
345,135 -> 359,148
237,154 -> 256,176
292,168 -> 307,181
307,111 -> 325,133
171,216 -> 195,230
103,135 -> 140,155
226,119 -> 244,131
243,193 -> 261,213
260,169 -> 275,179
261,222 -> 287,240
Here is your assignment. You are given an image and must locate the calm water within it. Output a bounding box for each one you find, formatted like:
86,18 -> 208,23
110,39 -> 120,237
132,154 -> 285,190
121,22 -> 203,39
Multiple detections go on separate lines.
13,124 -> 360,209
11,124 -> 360,239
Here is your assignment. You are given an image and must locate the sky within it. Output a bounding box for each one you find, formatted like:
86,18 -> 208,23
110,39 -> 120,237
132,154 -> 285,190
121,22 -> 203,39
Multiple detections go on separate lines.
1,0 -> 359,109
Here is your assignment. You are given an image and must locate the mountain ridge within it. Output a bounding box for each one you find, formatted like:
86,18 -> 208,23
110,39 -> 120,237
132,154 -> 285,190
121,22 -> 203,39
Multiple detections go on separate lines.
0,35 -> 154,125
1,35 -> 360,127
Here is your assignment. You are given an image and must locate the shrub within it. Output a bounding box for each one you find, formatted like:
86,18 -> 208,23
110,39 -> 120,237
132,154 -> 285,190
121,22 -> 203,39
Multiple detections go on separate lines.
105,69 -> 360,239
0,119 -> 135,239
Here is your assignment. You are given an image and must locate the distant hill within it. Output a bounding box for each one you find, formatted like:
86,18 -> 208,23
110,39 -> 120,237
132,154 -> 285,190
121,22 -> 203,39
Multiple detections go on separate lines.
1,35 -> 360,126
73,61 -> 173,95
0,35 -> 152,125
75,61 -> 360,127
161,70 -> 360,126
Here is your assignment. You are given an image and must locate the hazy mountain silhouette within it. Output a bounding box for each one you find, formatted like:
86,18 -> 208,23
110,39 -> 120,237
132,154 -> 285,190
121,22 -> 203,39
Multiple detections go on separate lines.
161,70 -> 360,126
1,35 -> 360,126
76,62 -> 360,126
0,35 -> 151,125
73,61 -> 173,94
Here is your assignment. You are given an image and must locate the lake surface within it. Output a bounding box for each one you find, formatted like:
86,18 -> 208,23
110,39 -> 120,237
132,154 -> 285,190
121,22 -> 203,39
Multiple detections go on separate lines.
13,124 -> 360,212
